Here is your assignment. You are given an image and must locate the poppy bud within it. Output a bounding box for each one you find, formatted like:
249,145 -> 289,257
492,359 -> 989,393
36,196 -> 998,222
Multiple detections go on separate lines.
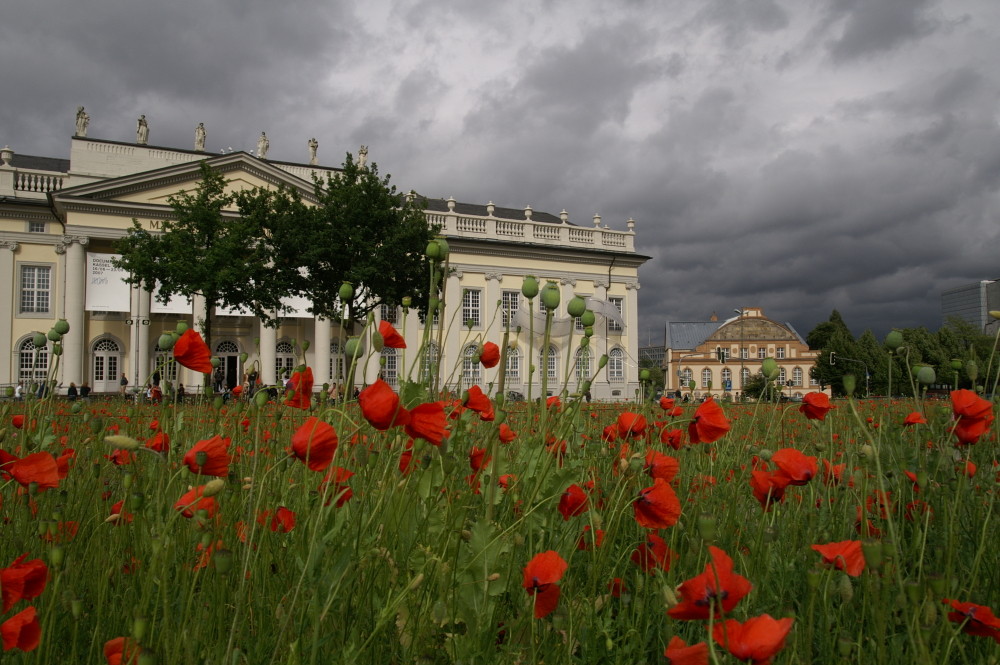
339,282 -> 354,301
133,616 -> 149,641
345,337 -> 363,358
239,352 -> 248,363
372,330 -> 384,352
836,573 -> 854,603
514,276 -> 537,302
859,444 -> 874,459
52,343 -> 63,356
54,318 -> 70,335
47,328 -> 62,342
579,336 -> 589,348
696,512 -> 717,542
176,320 -> 189,335
862,540 -> 883,570
49,546 -> 65,568
540,281 -> 560,310
581,310 -> 596,327
33,331 -> 47,348
158,333 -> 176,351
214,548 -> 234,575
130,492 -> 145,511
71,599 -> 83,620
106,435 -> 140,450
598,354 -> 608,369
567,296 -> 586,318
904,580 -> 922,605
842,374 -> 856,395
123,472 -> 134,490
301,340 -> 310,352
916,469 -> 928,490
254,390 -> 269,407
806,567 -> 823,589
213,397 -> 224,409
640,369 -> 651,381
966,360 -> 978,382
761,357 -> 778,380
837,635 -> 854,658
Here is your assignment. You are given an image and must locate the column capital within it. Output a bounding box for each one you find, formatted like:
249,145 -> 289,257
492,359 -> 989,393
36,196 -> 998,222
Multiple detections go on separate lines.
592,278 -> 609,289
61,234 -> 90,247
559,277 -> 577,286
484,272 -> 503,282
0,240 -> 18,252
625,281 -> 640,291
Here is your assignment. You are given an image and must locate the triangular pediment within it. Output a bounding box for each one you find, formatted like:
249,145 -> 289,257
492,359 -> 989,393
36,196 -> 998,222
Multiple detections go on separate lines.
52,152 -> 322,217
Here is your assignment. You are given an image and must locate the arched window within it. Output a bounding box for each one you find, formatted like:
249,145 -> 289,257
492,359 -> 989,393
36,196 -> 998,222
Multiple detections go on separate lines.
539,345 -> 558,382
740,367 -> 751,389
92,338 -> 122,389
276,340 -> 295,380
505,347 -> 520,384
575,347 -> 592,381
680,367 -> 693,386
330,342 -> 344,382
18,337 -> 48,383
462,344 -> 481,387
721,367 -> 732,389
701,368 -> 712,388
382,347 -> 398,386
421,342 -> 440,382
153,338 -> 178,382
792,367 -> 803,387
216,341 -> 239,354
608,348 -> 625,383
778,367 -> 787,384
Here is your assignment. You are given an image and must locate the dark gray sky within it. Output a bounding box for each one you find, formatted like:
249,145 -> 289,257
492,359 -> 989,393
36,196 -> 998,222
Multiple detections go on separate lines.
3,0 -> 998,344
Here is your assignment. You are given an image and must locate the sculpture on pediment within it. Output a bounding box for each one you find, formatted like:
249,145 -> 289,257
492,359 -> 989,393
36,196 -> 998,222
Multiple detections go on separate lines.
136,115 -> 149,144
257,132 -> 269,159
195,123 -> 206,151
358,145 -> 368,168
308,137 -> 318,165
75,107 -> 89,137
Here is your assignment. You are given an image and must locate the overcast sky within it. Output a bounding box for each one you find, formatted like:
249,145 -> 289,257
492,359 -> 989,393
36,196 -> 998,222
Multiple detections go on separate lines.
3,0 -> 999,344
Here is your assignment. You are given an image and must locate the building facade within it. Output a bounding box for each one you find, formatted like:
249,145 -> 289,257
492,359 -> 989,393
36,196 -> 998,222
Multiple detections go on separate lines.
941,280 -> 1000,333
663,307 -> 824,399
0,132 -> 647,400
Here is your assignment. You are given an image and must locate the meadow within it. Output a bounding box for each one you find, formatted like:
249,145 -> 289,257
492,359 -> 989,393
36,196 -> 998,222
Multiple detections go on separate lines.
2,341 -> 999,664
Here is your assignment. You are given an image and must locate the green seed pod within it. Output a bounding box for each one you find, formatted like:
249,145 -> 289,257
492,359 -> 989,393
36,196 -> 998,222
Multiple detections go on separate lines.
435,237 -> 449,258
966,360 -> 979,382
213,396 -> 224,409
885,330 -> 903,350
132,616 -> 149,641
837,635 -> 854,659
71,599 -> 83,620
49,546 -> 65,568
521,275 -> 539,299
239,352 -> 248,363
640,369 -> 651,381
32,332 -> 47,348
372,330 -> 384,352
214,549 -> 234,575
579,336 -> 589,348
540,281 -> 560,310
175,320 -> 189,335
581,310 -> 596,327
339,282 -> 354,301
598,354 -> 608,369
836,573 -> 854,604
567,295 -> 586,318
47,328 -> 62,342
915,365 -> 935,385
425,240 -> 441,260
53,319 -> 70,335
301,340 -> 310,352
806,567 -> 823,590
210,357 -> 220,368
158,333 -> 176,351
71,401 -> 82,414
842,373 -> 856,396
761,357 -> 778,380
254,390 -> 269,408
401,296 -> 412,308
584,326 -> 594,337
862,540 -> 883,570
344,337 -> 363,358
696,512 -> 717,542
950,358 -> 963,371
52,343 -> 62,356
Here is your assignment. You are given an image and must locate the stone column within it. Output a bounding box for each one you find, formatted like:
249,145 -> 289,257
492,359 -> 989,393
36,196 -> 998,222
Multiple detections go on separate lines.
625,282 -> 641,399
314,317 -> 331,388
0,241 -> 17,381
137,284 -> 151,385
190,295 -> 208,388
260,317 -> 277,386
61,236 -> 88,387
484,272 -> 502,339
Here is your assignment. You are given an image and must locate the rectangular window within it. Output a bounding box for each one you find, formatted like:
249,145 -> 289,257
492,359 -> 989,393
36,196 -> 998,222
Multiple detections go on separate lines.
741,348 -> 749,360
28,221 -> 46,233
608,297 -> 624,332
506,350 -> 520,383
20,265 -> 51,314
776,347 -> 786,359
462,289 -> 482,328
380,304 -> 398,324
501,290 -> 520,327
757,348 -> 766,359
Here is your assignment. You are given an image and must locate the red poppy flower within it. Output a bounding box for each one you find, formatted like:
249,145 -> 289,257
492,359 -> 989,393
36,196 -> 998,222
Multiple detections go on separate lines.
558,484 -> 589,520
711,614 -> 794,665
800,392 -> 835,421
290,417 -> 339,472
464,385 -> 495,422
270,506 -> 296,533
498,473 -> 517,490
1,606 -> 41,653
7,452 -> 60,491
173,329 -> 213,374
283,367 -> 314,410
404,401 -> 448,446
943,599 -> 1000,643
688,398 -> 731,444
319,466 -> 354,507
546,395 -> 561,409
359,379 -> 411,430
664,636 -> 709,665
576,525 -> 605,550
634,478 -> 681,529
174,485 -> 218,519
668,546 -> 752,620
821,459 -> 846,486
522,551 -> 567,619
617,412 -> 648,439
602,425 -> 618,443
183,435 -> 232,477
11,415 -> 25,430
661,428 -> 684,449
659,396 -> 676,411
644,450 -> 680,482
145,431 -> 170,453
479,341 -> 500,368
631,533 -> 678,573
771,448 -> 817,486
103,636 -> 141,665
749,469 -> 789,511
469,446 -> 491,473
951,389 -> 994,445
378,320 -> 407,349
608,577 -> 628,598
1,555 -> 48,613
903,412 -> 927,426
498,423 -> 517,443
811,540 -> 865,576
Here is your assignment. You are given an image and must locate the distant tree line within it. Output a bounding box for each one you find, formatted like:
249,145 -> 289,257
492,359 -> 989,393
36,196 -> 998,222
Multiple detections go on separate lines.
805,310 -> 999,397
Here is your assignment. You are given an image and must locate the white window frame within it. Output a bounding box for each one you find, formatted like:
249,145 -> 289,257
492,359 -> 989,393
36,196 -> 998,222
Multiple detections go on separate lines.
792,367 -> 803,387
575,347 -> 592,381
382,347 -> 399,386
608,297 -> 624,332
18,336 -> 48,382
501,290 -> 520,328
757,348 -> 766,359
776,347 -> 786,359
462,344 -> 481,387
380,304 -> 398,325
505,347 -> 520,383
609,348 -> 625,383
462,289 -> 482,328
701,367 -> 712,388
540,345 -> 558,382
27,221 -> 46,233
276,340 -> 295,380
18,264 -> 53,316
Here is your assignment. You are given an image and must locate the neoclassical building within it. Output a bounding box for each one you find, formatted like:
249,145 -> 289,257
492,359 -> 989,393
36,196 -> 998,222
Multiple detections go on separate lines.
663,307 -> 825,399
0,126 -> 648,400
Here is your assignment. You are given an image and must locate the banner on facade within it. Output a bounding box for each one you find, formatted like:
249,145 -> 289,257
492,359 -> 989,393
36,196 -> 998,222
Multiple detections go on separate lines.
85,253 -> 131,312
280,293 -> 314,318
150,282 -> 192,315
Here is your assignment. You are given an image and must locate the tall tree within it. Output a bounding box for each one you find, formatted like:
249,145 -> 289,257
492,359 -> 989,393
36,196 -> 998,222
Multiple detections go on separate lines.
113,163 -> 291,352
